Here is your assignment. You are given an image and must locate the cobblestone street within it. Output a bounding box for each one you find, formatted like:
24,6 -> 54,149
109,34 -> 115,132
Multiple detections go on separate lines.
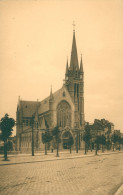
0,152 -> 123,195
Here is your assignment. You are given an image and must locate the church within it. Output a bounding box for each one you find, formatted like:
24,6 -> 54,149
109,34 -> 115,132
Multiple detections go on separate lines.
16,30 -> 85,152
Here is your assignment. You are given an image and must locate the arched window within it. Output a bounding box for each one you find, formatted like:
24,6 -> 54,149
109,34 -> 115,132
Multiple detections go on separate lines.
57,100 -> 71,128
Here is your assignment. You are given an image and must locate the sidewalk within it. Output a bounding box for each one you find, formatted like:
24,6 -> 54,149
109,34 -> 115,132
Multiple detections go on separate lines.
0,150 -> 122,166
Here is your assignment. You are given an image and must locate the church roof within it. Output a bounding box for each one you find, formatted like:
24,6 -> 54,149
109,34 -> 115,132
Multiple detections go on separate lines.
20,101 -> 39,117
38,85 -> 73,115
38,87 -> 62,115
38,96 -> 50,114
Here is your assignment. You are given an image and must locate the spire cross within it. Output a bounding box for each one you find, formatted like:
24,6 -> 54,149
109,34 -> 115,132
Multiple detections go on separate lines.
72,21 -> 76,32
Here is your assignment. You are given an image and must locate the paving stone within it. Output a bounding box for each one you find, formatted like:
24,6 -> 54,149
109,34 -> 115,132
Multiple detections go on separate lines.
0,152 -> 123,195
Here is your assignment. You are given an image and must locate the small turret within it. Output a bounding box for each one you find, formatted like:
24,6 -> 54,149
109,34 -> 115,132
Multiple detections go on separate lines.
80,54 -> 83,74
65,58 -> 69,75
49,85 -> 54,100
49,85 -> 54,128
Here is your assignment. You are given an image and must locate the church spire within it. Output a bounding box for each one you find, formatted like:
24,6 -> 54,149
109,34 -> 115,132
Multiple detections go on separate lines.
80,54 -> 83,73
70,31 -> 79,72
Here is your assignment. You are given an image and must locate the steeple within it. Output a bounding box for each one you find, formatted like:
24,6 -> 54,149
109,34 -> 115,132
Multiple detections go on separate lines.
80,54 -> 83,73
70,31 -> 79,72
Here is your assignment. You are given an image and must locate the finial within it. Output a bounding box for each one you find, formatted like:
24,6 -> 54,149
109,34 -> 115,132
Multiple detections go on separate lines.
50,84 -> 53,95
18,96 -> 20,105
80,53 -> 83,73
72,21 -> 76,32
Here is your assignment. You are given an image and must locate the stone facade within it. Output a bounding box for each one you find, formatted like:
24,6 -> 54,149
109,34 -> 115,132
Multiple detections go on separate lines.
16,31 -> 85,152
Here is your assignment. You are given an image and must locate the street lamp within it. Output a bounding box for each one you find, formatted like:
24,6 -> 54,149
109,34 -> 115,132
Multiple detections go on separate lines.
31,115 -> 34,156
76,129 -> 79,153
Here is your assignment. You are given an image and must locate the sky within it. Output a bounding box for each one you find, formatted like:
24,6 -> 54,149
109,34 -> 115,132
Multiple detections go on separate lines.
0,0 -> 123,135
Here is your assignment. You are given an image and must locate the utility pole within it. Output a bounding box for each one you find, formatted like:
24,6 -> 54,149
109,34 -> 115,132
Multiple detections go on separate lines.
32,115 -> 34,156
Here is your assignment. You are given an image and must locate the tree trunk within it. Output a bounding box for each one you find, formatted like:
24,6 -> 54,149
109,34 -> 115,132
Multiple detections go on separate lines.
102,144 -> 104,153
4,140 -> 8,161
113,144 -> 114,152
56,140 -> 59,157
119,144 -> 120,151
32,120 -> 34,156
95,144 -> 98,155
85,142 -> 87,155
91,143 -> 92,152
45,143 -> 47,155
70,145 -> 72,153
87,144 -> 88,152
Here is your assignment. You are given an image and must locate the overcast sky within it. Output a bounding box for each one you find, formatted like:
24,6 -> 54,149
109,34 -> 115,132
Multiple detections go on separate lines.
0,0 -> 123,135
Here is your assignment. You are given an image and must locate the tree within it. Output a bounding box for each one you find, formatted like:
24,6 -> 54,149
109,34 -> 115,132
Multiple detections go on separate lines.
52,126 -> 61,157
94,135 -> 101,155
42,130 -> 52,155
106,140 -> 112,150
100,135 -> 106,152
0,114 -> 15,160
120,138 -> 123,150
68,135 -> 74,153
111,132 -> 121,151
83,125 -> 91,155
76,131 -> 79,153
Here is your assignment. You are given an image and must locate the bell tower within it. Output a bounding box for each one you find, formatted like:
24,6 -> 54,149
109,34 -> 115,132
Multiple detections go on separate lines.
65,30 -> 84,130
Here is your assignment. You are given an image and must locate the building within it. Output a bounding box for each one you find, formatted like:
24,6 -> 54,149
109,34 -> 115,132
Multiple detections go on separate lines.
85,119 -> 114,149
16,30 -> 85,152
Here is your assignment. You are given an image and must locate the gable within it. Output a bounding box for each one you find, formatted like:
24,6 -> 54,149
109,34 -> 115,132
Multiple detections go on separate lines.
53,85 -> 75,111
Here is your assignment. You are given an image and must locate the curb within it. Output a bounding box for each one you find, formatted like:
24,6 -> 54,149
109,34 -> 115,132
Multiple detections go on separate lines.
114,184 -> 123,195
0,151 -> 122,166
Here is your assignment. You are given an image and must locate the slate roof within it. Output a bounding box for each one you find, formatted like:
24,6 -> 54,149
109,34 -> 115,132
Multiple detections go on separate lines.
19,85 -> 71,117
38,87 -> 63,115
20,101 -> 39,117
38,96 -> 50,114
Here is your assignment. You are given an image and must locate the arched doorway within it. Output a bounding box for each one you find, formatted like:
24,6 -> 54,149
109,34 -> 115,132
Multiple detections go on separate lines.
62,131 -> 72,149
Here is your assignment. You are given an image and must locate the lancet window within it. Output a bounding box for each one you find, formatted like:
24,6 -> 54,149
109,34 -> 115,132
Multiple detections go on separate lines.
57,100 -> 71,128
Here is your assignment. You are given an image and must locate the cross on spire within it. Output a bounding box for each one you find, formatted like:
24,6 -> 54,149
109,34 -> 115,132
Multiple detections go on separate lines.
72,21 -> 76,32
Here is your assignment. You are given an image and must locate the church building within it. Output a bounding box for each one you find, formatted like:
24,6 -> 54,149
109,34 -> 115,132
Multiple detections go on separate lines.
16,30 -> 85,152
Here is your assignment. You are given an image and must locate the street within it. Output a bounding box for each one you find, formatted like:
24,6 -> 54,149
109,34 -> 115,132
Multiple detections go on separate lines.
0,152 -> 123,195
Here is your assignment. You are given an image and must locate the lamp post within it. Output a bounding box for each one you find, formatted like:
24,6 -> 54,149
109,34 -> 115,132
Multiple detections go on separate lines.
45,129 -> 47,155
32,115 -> 34,156
76,129 -> 79,153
